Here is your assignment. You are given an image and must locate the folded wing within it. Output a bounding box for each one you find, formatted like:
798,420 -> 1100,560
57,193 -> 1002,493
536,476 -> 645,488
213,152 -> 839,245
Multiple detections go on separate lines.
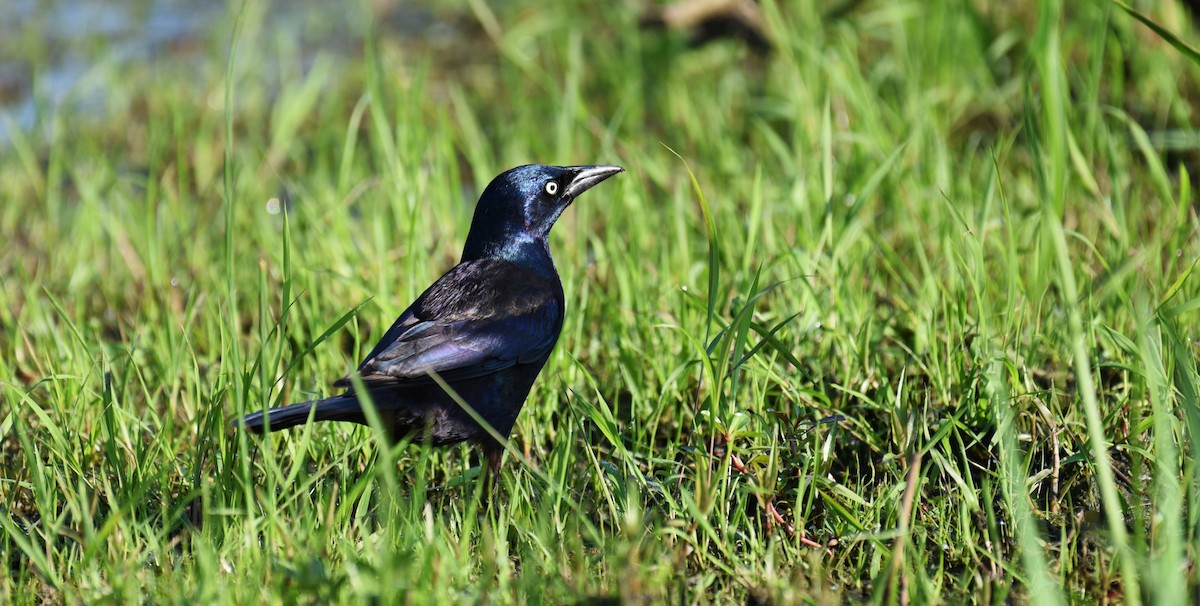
334,260 -> 563,388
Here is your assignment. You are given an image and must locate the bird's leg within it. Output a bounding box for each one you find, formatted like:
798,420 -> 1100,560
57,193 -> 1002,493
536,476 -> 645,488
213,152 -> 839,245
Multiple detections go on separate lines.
477,443 -> 503,510
485,444 -> 504,483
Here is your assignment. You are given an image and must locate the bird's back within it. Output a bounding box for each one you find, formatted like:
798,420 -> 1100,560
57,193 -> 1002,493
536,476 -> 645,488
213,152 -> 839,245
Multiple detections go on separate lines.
335,257 -> 565,443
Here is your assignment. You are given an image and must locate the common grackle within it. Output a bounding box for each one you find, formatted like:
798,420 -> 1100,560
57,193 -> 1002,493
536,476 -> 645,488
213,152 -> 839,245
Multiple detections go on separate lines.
238,164 -> 623,480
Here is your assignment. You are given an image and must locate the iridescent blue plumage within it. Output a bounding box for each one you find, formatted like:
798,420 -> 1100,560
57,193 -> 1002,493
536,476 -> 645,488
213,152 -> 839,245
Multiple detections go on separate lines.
238,164 -> 623,478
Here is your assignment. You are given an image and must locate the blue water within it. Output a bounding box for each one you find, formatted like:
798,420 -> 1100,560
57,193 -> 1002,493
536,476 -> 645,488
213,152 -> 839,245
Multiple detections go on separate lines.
0,0 -> 445,144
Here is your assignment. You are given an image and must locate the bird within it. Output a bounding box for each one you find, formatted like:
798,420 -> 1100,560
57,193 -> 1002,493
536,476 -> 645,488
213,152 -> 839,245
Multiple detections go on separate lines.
238,164 -> 624,482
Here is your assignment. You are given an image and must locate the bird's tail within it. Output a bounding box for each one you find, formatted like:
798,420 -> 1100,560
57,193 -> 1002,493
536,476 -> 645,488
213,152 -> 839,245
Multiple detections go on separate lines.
236,394 -> 364,433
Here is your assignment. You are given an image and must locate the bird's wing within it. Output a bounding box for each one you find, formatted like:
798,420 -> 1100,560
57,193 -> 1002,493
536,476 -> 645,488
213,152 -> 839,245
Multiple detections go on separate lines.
334,306 -> 561,387
334,262 -> 562,388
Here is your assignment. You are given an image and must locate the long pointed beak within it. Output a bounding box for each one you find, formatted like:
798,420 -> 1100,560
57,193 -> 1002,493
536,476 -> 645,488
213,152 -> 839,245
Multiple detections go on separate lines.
564,165 -> 624,200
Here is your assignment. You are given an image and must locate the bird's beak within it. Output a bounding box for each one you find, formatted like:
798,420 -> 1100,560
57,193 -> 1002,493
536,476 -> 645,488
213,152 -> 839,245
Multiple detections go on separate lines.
564,165 -> 624,200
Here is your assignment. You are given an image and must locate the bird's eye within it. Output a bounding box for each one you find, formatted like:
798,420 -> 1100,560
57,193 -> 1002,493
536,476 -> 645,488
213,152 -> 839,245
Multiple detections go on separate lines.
544,181 -> 559,195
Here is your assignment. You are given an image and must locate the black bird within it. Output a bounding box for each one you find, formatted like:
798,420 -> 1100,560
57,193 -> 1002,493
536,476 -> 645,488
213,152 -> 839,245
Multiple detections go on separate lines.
239,164 -> 623,479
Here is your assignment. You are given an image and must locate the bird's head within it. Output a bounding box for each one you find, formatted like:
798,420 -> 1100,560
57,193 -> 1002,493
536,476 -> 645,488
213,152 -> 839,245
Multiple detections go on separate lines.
462,164 -> 624,262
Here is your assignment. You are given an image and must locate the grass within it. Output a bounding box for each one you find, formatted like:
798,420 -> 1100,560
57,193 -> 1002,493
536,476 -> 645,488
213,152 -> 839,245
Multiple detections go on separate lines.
3,0 -> 1200,602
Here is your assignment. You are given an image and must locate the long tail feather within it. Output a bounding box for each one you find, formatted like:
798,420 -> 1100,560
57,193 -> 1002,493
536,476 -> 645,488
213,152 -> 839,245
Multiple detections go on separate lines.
236,395 -> 365,433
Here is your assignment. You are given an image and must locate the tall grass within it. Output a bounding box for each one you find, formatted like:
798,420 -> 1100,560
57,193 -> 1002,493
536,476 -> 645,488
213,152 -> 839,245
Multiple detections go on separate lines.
2,0 -> 1200,602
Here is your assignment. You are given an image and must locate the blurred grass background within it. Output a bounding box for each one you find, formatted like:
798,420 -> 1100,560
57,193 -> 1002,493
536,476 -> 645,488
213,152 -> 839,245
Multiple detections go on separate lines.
3,0 -> 1200,603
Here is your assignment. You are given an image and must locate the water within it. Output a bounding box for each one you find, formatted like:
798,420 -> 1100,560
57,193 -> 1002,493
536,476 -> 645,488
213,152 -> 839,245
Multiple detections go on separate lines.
0,0 -> 448,144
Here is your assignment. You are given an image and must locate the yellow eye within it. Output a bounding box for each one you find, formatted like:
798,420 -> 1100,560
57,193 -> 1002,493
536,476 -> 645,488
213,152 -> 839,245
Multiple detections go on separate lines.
544,181 -> 559,195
